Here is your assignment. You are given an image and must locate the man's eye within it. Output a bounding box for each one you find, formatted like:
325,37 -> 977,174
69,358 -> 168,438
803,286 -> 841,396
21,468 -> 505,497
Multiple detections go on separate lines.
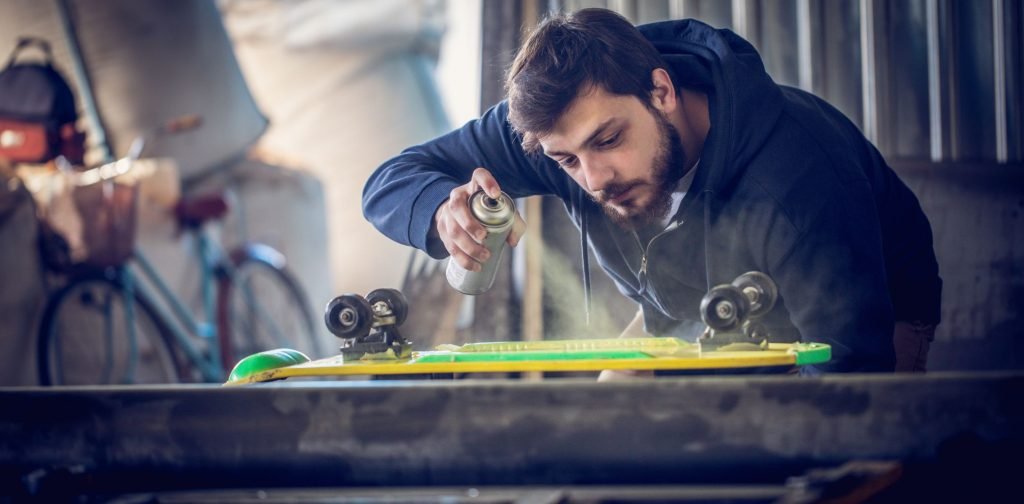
597,134 -> 619,148
559,156 -> 578,169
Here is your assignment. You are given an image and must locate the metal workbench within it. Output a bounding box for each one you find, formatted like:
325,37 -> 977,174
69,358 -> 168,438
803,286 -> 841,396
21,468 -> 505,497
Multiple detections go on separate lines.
1,372 -> 1021,501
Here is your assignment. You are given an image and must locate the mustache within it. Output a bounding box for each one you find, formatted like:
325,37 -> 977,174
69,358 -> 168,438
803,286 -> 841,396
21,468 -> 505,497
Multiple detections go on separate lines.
592,182 -> 640,204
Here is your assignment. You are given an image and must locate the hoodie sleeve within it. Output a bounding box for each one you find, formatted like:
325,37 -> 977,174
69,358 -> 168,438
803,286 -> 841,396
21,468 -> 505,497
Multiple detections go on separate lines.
362,100 -> 569,258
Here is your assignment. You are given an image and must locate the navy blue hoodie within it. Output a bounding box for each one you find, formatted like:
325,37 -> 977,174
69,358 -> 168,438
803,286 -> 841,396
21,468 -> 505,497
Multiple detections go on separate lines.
363,19 -> 941,373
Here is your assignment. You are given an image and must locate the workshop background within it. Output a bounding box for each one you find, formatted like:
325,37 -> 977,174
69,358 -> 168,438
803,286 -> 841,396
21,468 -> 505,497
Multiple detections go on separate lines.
0,0 -> 1022,385
1,1 -> 1022,501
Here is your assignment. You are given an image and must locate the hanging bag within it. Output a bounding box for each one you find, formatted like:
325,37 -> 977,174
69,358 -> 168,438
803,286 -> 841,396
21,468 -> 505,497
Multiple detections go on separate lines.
0,37 -> 82,165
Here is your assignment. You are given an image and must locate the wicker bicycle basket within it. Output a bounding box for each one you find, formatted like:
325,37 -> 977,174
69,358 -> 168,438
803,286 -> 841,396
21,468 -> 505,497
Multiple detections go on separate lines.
31,167 -> 139,269
72,178 -> 138,267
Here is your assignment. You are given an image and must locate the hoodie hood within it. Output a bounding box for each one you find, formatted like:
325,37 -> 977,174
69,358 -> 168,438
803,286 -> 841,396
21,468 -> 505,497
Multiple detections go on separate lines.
637,19 -> 785,198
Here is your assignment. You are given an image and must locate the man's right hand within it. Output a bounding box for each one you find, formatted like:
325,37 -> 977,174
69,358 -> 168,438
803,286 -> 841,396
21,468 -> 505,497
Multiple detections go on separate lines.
434,168 -> 526,272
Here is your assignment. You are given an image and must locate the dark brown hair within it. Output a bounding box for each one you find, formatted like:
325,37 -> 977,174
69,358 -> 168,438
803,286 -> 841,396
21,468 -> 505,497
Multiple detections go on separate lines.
505,8 -> 669,152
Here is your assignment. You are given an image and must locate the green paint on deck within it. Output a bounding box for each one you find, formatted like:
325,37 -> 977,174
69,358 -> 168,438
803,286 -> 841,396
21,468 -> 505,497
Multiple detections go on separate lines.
415,349 -> 653,363
793,343 -> 831,366
228,348 -> 311,382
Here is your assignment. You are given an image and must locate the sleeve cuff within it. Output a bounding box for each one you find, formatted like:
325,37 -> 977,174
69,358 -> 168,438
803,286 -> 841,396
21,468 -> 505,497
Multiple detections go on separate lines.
410,178 -> 459,259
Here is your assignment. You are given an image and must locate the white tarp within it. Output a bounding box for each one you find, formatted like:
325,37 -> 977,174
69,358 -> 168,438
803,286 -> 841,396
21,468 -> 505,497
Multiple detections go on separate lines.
219,0 -> 451,296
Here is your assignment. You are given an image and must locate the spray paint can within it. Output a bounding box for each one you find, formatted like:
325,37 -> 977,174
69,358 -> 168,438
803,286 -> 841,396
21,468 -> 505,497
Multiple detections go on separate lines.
445,190 -> 517,295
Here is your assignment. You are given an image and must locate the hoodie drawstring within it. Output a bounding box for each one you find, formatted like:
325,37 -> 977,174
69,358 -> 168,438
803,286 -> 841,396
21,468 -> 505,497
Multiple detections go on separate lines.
703,189 -> 714,291
581,199 -> 592,326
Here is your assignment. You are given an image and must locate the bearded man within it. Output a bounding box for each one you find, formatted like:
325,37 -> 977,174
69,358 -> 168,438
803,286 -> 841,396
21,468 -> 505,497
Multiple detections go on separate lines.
362,8 -> 941,374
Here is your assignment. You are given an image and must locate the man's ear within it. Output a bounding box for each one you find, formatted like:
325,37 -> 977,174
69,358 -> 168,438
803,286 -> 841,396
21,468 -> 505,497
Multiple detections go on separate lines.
649,68 -> 677,113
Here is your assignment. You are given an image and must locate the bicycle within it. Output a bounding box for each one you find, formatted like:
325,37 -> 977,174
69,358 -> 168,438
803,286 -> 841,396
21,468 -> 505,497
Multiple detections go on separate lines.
32,118 -> 320,385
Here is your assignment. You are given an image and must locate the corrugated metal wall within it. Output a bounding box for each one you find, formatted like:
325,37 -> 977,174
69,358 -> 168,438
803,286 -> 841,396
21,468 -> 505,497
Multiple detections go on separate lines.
558,0 -> 1024,163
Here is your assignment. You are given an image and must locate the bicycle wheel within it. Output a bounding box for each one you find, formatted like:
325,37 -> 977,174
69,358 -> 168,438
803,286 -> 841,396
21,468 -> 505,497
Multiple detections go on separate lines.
217,244 -> 319,369
37,270 -> 184,385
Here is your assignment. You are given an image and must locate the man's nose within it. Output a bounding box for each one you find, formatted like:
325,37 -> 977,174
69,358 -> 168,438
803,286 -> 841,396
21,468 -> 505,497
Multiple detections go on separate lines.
580,158 -> 614,193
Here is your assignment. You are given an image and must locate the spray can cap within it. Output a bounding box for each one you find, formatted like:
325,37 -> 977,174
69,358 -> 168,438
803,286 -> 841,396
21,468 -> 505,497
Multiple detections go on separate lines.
469,190 -> 515,226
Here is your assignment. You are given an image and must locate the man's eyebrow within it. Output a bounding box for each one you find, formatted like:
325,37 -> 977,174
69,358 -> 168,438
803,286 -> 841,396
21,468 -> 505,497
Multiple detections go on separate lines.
544,118 -> 619,158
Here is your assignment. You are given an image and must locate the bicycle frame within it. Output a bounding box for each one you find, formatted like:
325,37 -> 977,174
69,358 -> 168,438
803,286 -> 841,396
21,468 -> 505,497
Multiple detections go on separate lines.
119,225 -> 230,382
114,222 -> 296,383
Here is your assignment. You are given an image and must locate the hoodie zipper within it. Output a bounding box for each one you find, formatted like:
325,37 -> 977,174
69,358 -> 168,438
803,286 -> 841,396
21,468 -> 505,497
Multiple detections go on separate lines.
633,159 -> 700,288
633,219 -> 684,290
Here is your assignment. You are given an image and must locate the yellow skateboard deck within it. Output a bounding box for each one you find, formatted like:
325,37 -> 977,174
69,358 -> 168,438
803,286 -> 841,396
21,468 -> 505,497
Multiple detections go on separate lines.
224,338 -> 831,385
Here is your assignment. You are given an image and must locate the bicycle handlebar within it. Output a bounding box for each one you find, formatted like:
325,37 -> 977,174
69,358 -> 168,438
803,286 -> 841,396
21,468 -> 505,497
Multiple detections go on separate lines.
59,114 -> 203,186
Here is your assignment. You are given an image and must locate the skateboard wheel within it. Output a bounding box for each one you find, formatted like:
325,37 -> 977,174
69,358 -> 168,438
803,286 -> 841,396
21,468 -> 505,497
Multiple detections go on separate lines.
366,288 -> 408,326
700,284 -> 749,330
324,294 -> 373,339
732,271 -> 778,318
742,320 -> 769,341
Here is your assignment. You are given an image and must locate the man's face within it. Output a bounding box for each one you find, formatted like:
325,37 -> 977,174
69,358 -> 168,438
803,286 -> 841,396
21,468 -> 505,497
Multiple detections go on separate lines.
537,86 -> 687,229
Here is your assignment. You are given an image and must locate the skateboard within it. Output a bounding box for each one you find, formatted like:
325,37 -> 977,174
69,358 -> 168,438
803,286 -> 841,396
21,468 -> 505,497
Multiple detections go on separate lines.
225,272 -> 831,385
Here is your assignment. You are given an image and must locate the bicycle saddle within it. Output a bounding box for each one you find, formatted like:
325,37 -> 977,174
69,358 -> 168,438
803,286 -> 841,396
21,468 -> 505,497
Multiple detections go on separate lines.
174,192 -> 228,228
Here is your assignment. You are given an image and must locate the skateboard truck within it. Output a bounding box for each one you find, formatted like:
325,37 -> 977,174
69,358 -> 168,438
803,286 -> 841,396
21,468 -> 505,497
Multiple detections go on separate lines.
324,288 -> 412,360
698,271 -> 778,352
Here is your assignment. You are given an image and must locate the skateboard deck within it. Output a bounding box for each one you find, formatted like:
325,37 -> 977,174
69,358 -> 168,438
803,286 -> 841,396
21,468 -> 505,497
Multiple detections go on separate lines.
224,338 -> 831,385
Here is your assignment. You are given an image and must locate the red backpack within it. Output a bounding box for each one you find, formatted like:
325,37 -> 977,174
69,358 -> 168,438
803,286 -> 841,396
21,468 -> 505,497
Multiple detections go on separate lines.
0,37 -> 83,165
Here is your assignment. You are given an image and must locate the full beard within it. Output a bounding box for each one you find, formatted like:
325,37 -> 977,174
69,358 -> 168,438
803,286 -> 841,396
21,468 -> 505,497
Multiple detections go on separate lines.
595,113 -> 688,230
